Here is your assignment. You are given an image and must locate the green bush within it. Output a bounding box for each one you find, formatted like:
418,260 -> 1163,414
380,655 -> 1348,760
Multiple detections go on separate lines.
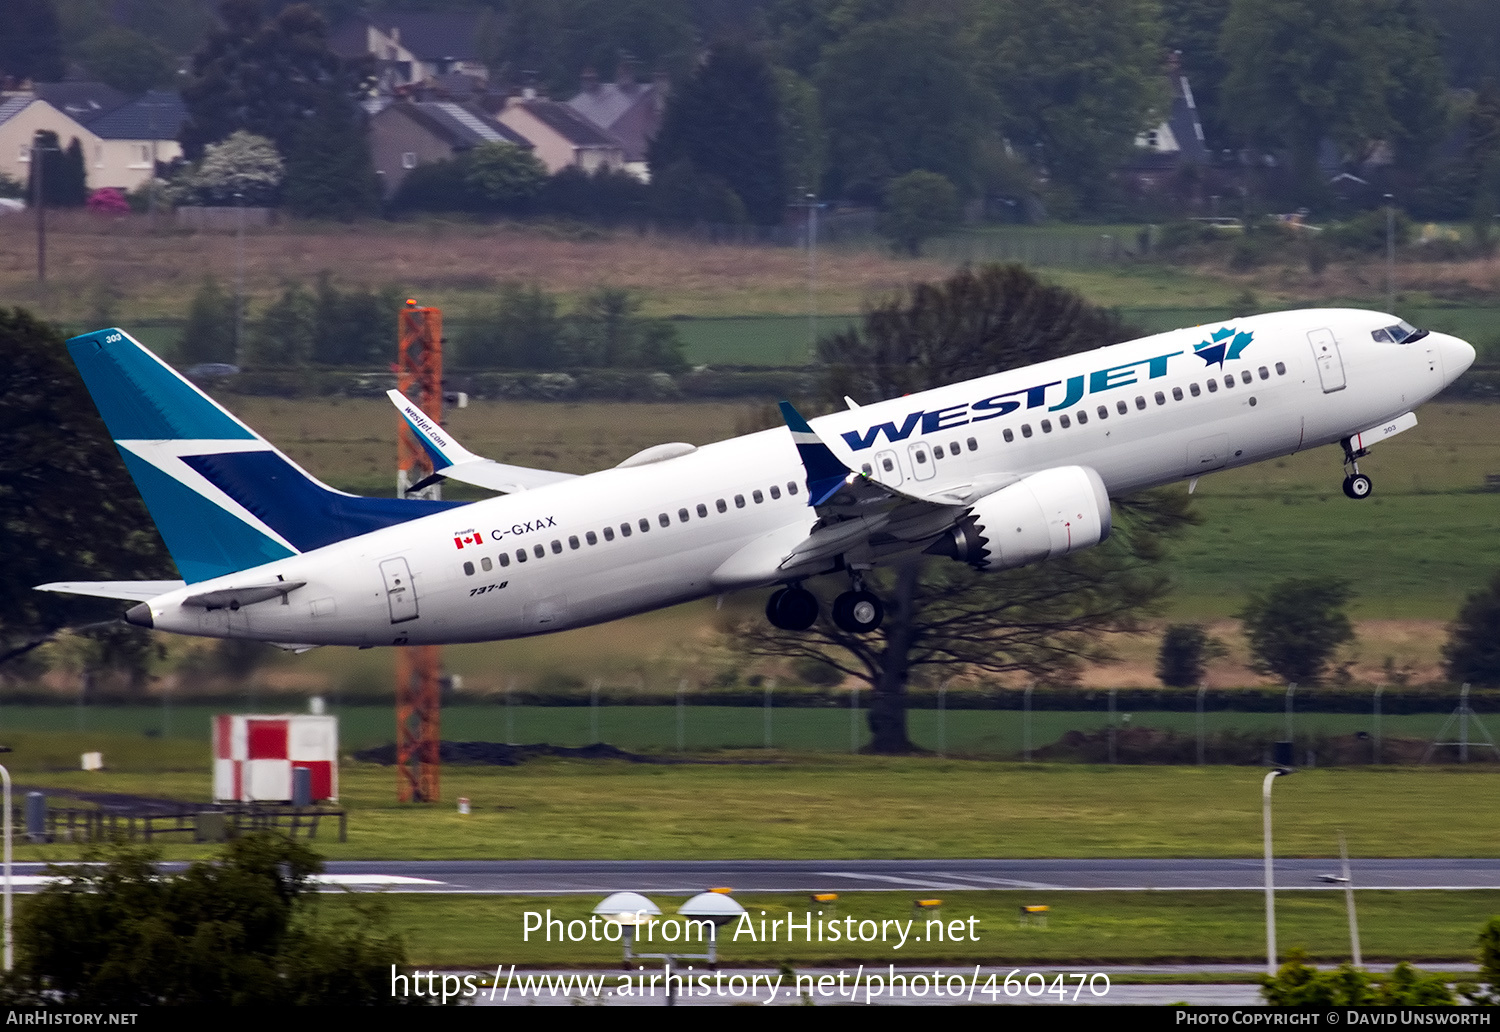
1260,949 -> 1456,1006
1327,209 -> 1413,252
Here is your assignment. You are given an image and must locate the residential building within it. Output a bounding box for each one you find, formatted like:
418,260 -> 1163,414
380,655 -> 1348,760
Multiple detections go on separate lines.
566,65 -> 668,181
497,95 -> 624,176
331,12 -> 487,91
369,99 -> 532,196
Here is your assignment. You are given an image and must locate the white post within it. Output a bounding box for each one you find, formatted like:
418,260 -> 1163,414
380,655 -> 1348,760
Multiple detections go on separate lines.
1,763 -> 11,971
1263,768 -> 1290,976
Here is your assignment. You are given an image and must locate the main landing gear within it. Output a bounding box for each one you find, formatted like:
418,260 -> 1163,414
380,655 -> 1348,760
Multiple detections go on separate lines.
1340,437 -> 1373,500
767,576 -> 886,633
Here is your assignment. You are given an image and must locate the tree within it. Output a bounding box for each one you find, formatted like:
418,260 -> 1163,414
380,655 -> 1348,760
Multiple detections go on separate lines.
5,835 -> 413,1006
1238,577 -> 1355,685
649,42 -> 787,225
309,272 -> 401,366
27,131 -> 87,207
462,142 -> 549,212
281,95 -> 379,220
1161,0 -> 1235,146
76,26 -> 176,94
1260,949 -> 1457,1006
1157,624 -> 1224,687
177,277 -> 236,365
877,170 -> 959,256
734,264 -> 1196,753
1442,571 -> 1500,686
0,308 -> 172,655
0,0 -> 65,85
817,13 -> 993,203
175,130 -> 284,206
567,287 -> 686,371
773,67 -> 826,196
250,282 -> 316,367
1219,0 -> 1447,204
459,282 -> 564,369
976,0 -> 1167,212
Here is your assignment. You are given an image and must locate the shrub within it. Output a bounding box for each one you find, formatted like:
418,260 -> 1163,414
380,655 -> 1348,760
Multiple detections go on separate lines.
1239,578 -> 1355,686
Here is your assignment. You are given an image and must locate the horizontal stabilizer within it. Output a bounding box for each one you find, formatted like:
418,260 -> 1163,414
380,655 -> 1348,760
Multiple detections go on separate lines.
35,580 -> 186,602
182,581 -> 306,611
387,390 -> 577,493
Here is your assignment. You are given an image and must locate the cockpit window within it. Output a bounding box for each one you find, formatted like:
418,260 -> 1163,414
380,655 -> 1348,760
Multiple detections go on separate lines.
1374,320 -> 1426,344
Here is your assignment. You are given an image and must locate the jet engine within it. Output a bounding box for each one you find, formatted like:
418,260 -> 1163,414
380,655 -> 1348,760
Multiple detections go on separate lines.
927,465 -> 1111,571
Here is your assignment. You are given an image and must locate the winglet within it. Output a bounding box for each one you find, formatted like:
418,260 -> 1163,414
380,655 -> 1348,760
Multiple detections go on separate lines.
388,389 -> 479,472
778,400 -> 853,506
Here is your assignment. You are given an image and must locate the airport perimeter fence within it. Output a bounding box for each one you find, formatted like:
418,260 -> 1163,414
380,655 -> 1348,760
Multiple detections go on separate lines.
5,685 -> 1495,766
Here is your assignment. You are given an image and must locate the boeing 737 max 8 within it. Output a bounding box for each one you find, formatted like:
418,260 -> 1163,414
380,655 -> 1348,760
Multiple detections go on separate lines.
38,309 -> 1475,645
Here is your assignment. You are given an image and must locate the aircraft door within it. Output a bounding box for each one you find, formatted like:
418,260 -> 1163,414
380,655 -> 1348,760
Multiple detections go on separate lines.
872,449 -> 903,486
1308,328 -> 1346,392
379,557 -> 420,624
908,442 -> 936,481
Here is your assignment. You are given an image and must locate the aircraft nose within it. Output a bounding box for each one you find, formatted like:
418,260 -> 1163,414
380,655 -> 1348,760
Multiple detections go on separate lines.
1436,333 -> 1477,383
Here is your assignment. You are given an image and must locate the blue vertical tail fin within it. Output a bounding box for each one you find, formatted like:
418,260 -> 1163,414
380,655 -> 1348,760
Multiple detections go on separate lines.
67,328 -> 460,583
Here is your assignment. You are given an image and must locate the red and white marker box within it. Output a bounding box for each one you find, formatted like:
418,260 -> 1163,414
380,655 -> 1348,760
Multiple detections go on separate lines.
213,714 -> 339,803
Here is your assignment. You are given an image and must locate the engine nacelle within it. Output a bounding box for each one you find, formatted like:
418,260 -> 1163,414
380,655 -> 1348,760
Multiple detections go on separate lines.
927,465 -> 1112,571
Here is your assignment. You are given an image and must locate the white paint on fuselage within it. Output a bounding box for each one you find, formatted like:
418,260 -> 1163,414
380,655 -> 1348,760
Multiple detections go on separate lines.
143,309 -> 1472,647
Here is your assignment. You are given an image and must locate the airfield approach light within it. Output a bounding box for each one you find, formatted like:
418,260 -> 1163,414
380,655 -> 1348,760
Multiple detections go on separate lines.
594,892 -> 661,964
678,891 -> 745,926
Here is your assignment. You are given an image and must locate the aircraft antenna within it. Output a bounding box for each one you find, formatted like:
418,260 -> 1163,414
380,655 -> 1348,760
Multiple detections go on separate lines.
394,299 -> 444,803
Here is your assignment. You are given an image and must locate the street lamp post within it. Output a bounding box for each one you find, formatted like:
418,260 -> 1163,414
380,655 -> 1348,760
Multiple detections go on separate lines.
1263,767 -> 1293,975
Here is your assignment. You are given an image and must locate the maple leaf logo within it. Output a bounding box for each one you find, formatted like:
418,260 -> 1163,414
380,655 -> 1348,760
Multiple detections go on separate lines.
1194,326 -> 1253,368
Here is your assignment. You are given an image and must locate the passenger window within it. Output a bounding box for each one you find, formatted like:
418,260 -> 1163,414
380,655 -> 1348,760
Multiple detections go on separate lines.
568,536 -> 579,549
1135,396 -> 1147,410
516,549 -> 528,562
1241,370 -> 1253,384
1021,424 -> 1033,438
1154,391 -> 1165,405
1076,411 -> 1088,424
1040,419 -> 1052,433
463,562 -> 474,576
1223,375 -> 1234,388
1097,405 -> 1109,419
861,464 -> 872,476
585,531 -> 597,545
787,482 -> 798,495
967,437 -> 977,451
499,553 -> 510,567
551,540 -> 562,554
1117,400 -> 1128,415
735,494 -> 746,508
620,523 -> 631,537
881,458 -> 894,472
604,526 -> 615,541
698,503 -> 709,517
1172,387 -> 1183,401
481,557 -> 492,572
770,485 -> 782,499
753,490 -> 764,503
933,444 -> 944,458
1059,414 -> 1071,428
676,509 -> 688,523
1190,383 -> 1201,396
534,544 -> 545,558
642,518 -> 652,532
1003,428 -> 1014,442
1276,362 -> 1286,375
1207,379 -> 1218,393
1258,366 -> 1269,380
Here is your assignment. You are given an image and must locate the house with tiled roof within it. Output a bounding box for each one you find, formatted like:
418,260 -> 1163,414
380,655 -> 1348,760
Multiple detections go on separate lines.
0,93 -> 96,192
566,65 -> 667,181
330,12 -> 488,90
84,90 -> 187,189
369,99 -> 532,196
1,85 -> 184,193
496,94 -> 624,175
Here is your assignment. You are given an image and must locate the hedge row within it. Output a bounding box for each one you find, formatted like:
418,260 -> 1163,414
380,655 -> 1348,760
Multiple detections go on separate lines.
209,367 -> 817,401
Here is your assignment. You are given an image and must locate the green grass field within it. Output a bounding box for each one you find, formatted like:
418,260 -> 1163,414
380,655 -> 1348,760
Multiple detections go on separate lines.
0,703 -> 1471,756
7,743 -> 1500,863
315,890 -> 1500,968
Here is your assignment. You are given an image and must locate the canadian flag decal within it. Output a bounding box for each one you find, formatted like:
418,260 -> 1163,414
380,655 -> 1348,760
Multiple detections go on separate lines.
454,531 -> 483,549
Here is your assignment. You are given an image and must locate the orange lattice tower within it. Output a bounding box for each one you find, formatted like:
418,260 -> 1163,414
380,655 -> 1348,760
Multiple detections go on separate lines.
394,300 -> 443,803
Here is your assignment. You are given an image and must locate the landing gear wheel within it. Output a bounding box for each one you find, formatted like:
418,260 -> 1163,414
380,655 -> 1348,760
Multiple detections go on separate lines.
832,591 -> 884,633
1342,473 -> 1373,499
766,586 -> 819,630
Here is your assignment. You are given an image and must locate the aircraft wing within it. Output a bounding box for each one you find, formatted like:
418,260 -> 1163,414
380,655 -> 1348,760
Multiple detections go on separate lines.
35,580 -> 186,602
388,390 -> 578,494
711,403 -> 979,587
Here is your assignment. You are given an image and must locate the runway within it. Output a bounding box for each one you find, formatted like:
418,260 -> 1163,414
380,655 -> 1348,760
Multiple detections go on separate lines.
179,857 -> 1500,894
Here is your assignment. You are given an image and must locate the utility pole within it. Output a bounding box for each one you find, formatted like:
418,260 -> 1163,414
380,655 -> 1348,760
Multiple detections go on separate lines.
30,134 -> 58,285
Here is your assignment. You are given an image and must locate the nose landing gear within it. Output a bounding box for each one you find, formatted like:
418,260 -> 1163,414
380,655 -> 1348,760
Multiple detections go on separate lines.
1340,437 -> 1373,500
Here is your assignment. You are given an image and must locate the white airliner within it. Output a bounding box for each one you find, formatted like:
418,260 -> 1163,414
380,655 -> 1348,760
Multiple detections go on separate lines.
40,310 -> 1474,644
